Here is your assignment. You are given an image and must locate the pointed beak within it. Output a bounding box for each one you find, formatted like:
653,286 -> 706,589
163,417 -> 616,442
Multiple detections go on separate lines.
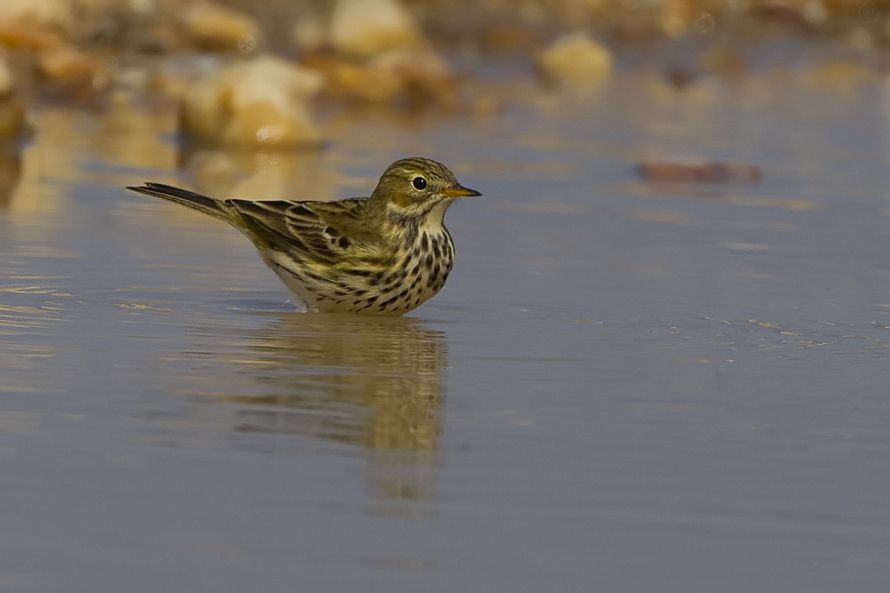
444,184 -> 482,198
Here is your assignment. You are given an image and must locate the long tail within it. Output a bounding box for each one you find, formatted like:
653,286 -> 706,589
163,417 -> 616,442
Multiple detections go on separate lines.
126,182 -> 231,222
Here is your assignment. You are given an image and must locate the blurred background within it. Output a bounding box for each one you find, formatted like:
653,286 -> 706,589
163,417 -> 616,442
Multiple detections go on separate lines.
3,2 -> 890,593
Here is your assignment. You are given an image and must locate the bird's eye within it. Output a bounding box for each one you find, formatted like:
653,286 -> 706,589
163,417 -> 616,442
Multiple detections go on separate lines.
412,176 -> 427,190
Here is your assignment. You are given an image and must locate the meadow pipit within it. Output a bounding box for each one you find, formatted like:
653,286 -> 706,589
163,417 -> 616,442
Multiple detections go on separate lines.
127,157 -> 480,314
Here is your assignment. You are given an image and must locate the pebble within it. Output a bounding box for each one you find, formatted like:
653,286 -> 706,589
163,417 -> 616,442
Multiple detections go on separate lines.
37,44 -> 106,88
636,160 -> 762,184
0,0 -> 74,35
536,33 -> 613,88
180,55 -> 324,147
179,2 -> 262,53
310,48 -> 457,106
329,0 -> 423,57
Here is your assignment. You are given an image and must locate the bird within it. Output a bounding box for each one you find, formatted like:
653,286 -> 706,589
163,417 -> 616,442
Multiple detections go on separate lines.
127,157 -> 481,315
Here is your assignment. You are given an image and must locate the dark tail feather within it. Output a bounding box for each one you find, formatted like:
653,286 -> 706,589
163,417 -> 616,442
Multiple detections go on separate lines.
126,182 -> 230,222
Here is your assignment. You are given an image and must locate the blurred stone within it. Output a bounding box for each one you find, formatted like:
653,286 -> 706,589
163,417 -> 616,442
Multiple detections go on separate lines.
308,54 -> 401,103
848,27 -> 873,51
802,0 -> 829,25
306,48 -> 457,107
130,23 -> 183,55
180,55 -> 324,147
0,16 -> 109,101
661,0 -> 695,38
150,54 -> 227,100
146,54 -> 226,99
37,45 -> 107,88
0,0 -> 74,35
180,2 -> 262,53
478,21 -> 544,53
751,2 -> 814,32
292,14 -> 328,53
375,49 -> 458,106
330,0 -> 423,57
536,32 -> 613,88
636,160 -> 762,184
294,0 -> 461,108
0,21 -> 65,52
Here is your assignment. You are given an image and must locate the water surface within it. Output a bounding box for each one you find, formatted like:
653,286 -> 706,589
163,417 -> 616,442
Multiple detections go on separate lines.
2,70 -> 890,592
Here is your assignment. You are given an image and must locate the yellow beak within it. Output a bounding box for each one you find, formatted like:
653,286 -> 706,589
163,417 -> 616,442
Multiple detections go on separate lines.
444,184 -> 482,198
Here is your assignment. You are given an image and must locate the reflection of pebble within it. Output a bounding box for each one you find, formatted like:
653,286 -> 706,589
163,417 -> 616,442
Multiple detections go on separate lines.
0,53 -> 13,95
182,144 -> 338,201
0,54 -> 25,140
0,97 -> 25,141
0,143 -> 21,204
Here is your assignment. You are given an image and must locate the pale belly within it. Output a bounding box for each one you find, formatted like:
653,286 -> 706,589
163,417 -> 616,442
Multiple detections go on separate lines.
262,231 -> 455,315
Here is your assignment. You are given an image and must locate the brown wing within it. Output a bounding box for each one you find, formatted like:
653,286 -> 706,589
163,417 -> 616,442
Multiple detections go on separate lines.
224,198 -> 378,265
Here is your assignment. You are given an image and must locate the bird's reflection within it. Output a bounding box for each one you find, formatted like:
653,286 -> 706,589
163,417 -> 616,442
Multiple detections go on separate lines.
178,142 -> 340,202
218,312 -> 446,454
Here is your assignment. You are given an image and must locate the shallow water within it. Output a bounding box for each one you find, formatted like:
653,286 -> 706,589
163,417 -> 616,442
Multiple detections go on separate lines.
3,69 -> 890,592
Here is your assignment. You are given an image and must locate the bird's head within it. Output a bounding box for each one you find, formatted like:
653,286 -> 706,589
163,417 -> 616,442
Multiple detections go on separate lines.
372,157 -> 480,223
